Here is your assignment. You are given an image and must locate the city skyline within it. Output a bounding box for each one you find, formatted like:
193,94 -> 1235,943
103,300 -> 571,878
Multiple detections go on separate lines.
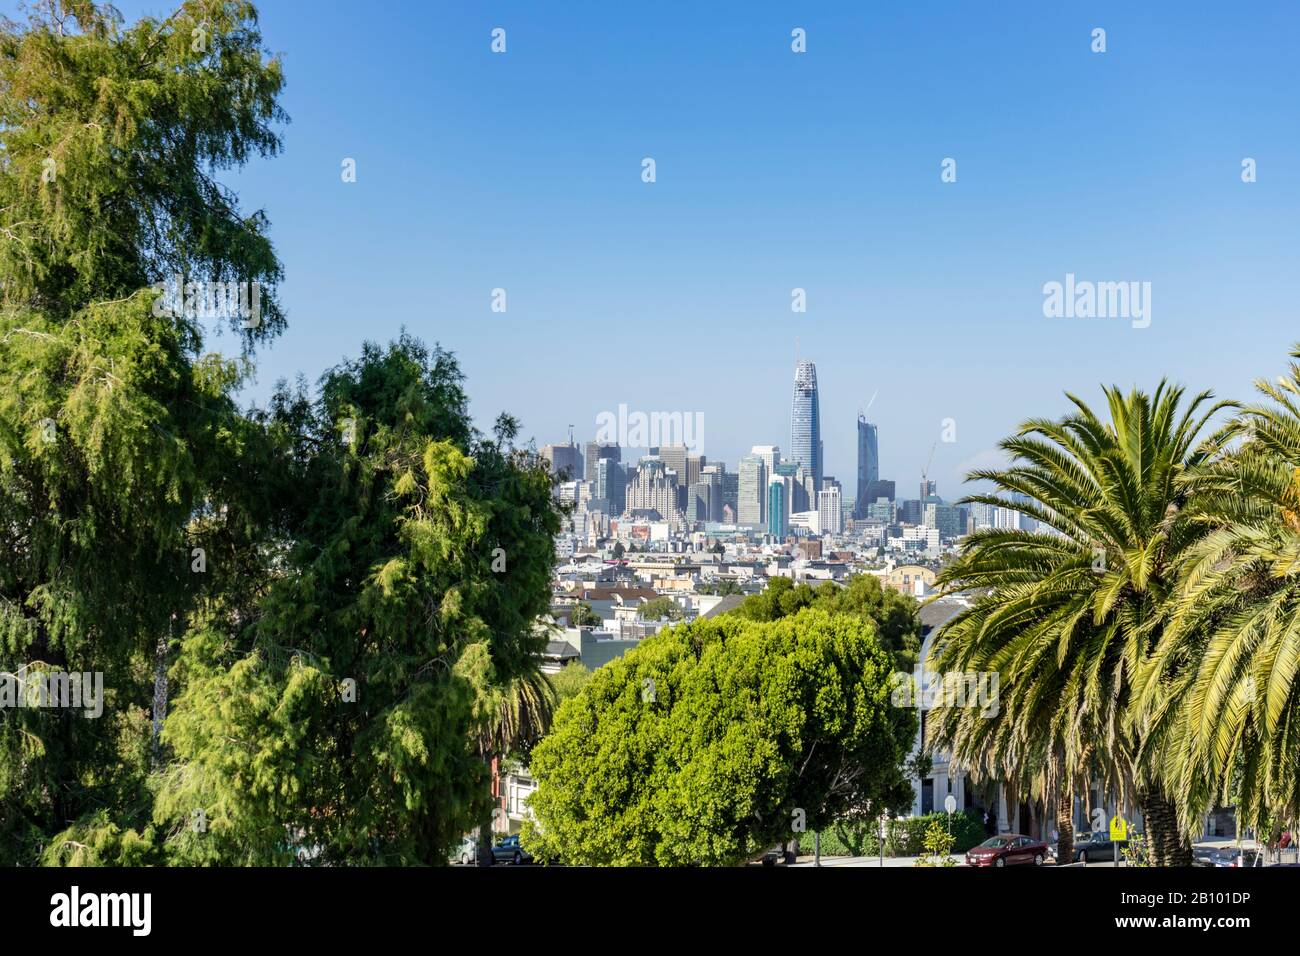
543,356 -> 972,507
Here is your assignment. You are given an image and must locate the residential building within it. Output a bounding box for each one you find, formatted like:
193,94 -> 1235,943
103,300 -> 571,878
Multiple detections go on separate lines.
885,563 -> 937,596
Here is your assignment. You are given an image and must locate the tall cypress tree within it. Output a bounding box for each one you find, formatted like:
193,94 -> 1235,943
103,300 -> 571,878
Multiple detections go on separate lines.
0,0 -> 286,864
2,2 -> 563,866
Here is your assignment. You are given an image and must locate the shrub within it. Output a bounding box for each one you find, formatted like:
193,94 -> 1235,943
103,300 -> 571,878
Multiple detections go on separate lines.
809,809 -> 986,858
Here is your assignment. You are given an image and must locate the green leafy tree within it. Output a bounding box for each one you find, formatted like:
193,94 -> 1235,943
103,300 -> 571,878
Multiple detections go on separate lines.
522,608 -> 916,865
698,579 -> 742,596
637,596 -> 682,621
548,662 -> 592,705
734,575 -> 921,669
0,0 -> 286,335
0,0 -> 285,865
1,1 -> 565,869
154,336 -> 562,865
569,602 -> 602,627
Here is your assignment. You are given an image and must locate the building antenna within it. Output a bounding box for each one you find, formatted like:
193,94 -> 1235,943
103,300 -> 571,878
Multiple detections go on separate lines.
568,423 -> 575,447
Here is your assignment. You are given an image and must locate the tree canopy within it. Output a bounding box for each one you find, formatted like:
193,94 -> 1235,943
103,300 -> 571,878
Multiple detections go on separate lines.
734,574 -> 921,670
1,1 -> 562,867
522,608 -> 916,865
637,595 -> 683,621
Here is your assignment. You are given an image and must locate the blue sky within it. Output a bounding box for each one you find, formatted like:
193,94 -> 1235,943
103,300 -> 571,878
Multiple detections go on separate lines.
30,1 -> 1300,500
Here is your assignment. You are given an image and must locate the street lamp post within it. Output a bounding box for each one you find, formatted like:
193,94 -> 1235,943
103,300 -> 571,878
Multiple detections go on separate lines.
944,794 -> 957,865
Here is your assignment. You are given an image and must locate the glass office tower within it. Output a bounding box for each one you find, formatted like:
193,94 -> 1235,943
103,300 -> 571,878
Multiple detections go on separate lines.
790,360 -> 822,492
855,414 -> 879,519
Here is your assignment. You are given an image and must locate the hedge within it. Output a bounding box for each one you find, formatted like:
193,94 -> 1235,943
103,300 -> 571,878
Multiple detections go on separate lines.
806,809 -> 987,857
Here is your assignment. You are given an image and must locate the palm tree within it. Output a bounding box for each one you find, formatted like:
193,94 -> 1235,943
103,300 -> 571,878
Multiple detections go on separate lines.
929,382 -> 1232,866
474,668 -> 557,761
1138,348 -> 1300,838
471,668 -> 557,863
927,587 -> 1093,866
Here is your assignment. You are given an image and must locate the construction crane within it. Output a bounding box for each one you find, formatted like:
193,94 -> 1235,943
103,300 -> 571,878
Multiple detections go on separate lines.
921,441 -> 937,502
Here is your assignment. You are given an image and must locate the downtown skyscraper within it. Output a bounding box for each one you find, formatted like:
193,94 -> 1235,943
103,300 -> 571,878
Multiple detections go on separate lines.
790,360 -> 822,492
737,453 -> 767,528
855,414 -> 879,519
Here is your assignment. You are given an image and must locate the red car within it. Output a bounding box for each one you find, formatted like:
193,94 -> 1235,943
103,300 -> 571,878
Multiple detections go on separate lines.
965,834 -> 1048,867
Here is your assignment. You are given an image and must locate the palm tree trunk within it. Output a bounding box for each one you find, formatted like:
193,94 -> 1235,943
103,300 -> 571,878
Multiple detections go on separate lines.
1056,788 -> 1075,865
1140,787 -> 1191,866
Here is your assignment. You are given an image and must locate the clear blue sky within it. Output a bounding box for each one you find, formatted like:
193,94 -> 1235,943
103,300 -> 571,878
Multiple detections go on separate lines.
31,1 -> 1300,499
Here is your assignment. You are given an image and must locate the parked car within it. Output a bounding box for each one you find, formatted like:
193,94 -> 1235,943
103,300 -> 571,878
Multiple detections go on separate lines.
1193,845 -> 1220,867
760,842 -> 797,866
491,834 -> 533,865
1049,833 -> 1127,864
966,834 -> 1048,867
449,835 -> 478,866
1212,848 -> 1261,868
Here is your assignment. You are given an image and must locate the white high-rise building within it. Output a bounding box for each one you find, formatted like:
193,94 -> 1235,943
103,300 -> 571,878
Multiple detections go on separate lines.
818,483 -> 843,535
993,505 -> 1025,531
751,444 -> 780,478
737,454 -> 767,528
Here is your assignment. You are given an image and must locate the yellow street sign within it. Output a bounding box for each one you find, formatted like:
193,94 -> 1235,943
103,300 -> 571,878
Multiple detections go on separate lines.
1109,814 -> 1128,841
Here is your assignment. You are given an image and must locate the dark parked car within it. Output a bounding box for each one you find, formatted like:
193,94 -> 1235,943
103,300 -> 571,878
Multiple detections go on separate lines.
1049,833 -> 1128,864
966,834 -> 1048,867
760,843 -> 797,866
1193,845 -> 1220,867
1212,848 -> 1260,868
491,834 -> 533,865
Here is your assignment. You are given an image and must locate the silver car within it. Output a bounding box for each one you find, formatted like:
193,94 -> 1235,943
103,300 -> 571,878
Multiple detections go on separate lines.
449,836 -> 478,865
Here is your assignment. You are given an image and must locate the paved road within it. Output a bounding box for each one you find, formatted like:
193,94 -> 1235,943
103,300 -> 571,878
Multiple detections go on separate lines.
792,838 -> 1283,868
